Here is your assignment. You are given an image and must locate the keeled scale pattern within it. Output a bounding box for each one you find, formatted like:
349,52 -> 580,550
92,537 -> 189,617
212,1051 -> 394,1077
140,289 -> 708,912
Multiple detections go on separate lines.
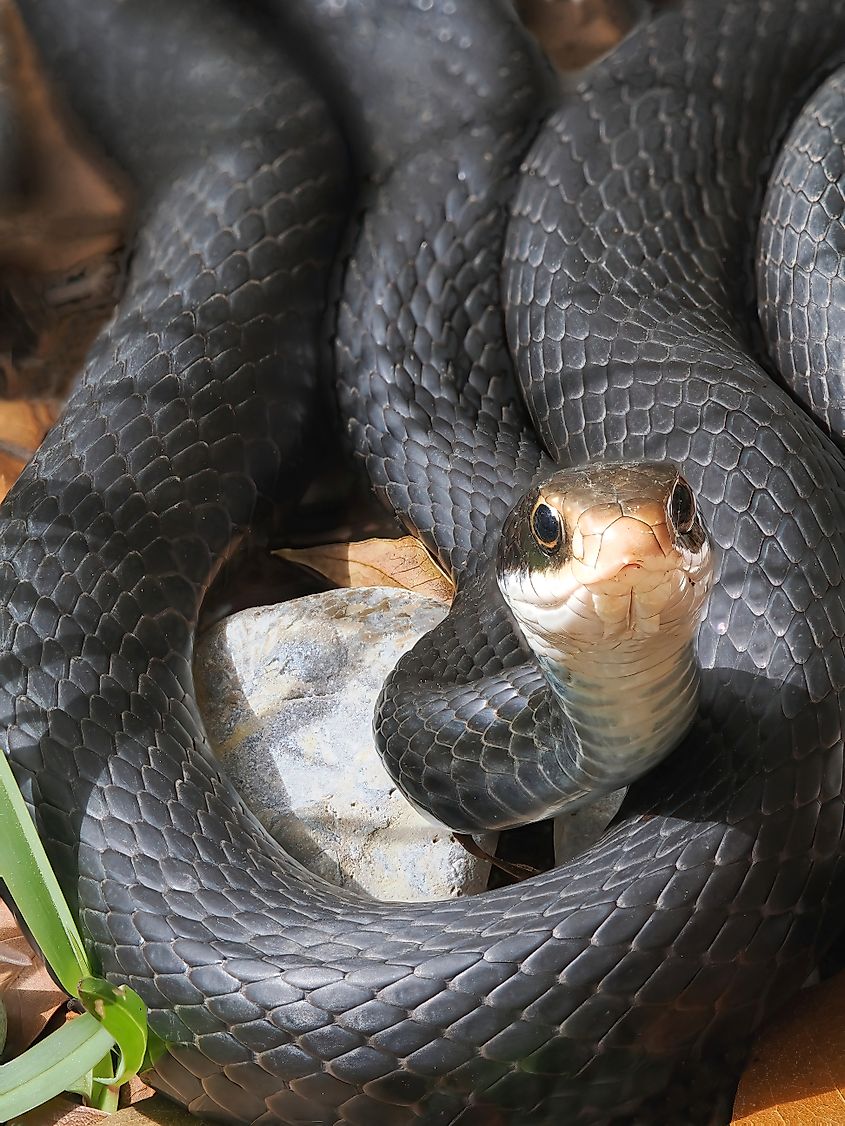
5,0 -> 845,1124
759,65 -> 845,439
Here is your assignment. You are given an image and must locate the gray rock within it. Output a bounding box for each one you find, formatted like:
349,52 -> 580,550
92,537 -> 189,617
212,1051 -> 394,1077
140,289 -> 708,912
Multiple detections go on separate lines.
553,790 -> 625,865
195,586 -> 494,901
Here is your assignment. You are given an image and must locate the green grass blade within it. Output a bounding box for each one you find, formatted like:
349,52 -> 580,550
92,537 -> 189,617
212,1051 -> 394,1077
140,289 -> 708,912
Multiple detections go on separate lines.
0,751 -> 90,995
64,1067 -> 94,1100
91,1074 -> 121,1114
143,1026 -> 167,1071
80,977 -> 148,1086
0,752 -> 153,1115
0,1013 -> 115,1119
89,1049 -> 120,1113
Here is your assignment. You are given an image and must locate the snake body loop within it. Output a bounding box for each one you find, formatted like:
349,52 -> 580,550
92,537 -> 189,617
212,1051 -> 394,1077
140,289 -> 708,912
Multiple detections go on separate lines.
6,1 -> 845,1124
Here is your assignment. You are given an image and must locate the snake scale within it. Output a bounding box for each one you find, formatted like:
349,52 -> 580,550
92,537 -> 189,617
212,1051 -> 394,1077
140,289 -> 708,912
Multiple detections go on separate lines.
6,0 -> 845,1122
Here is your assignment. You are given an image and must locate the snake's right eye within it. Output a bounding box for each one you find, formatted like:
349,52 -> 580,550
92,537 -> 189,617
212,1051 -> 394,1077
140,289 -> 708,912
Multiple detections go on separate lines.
668,477 -> 697,535
531,500 -> 562,552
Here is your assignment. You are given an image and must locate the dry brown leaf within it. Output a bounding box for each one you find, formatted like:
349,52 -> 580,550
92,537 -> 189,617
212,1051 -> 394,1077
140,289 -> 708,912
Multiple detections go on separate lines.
0,3 -> 129,398
0,900 -> 67,1058
0,397 -> 59,448
277,536 -> 455,604
732,971 -> 845,1124
0,0 -> 128,275
10,1095 -> 109,1126
518,0 -> 637,70
0,398 -> 58,501
0,448 -> 31,499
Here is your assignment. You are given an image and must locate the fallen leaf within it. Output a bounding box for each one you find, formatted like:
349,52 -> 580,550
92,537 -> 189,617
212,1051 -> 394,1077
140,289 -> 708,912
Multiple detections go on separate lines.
0,900 -> 67,1058
0,3 -> 129,399
732,971 -> 845,1123
277,537 -> 455,604
0,398 -> 58,501
0,398 -> 59,449
518,0 -> 636,70
0,0 -> 128,275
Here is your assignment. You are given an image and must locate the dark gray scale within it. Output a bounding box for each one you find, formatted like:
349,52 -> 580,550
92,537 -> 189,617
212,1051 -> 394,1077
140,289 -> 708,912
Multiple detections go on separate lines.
759,66 -> 845,441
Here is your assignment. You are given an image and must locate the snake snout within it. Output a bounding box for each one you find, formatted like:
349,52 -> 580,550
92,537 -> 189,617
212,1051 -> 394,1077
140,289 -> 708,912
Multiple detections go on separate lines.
570,510 -> 672,588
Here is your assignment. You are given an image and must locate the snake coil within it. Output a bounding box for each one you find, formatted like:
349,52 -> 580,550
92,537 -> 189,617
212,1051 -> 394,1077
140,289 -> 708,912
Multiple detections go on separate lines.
5,0 -> 845,1123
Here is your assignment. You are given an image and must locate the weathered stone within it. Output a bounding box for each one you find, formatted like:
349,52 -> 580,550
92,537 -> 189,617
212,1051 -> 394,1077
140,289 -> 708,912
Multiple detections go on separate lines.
194,586 -> 493,901
553,790 -> 625,865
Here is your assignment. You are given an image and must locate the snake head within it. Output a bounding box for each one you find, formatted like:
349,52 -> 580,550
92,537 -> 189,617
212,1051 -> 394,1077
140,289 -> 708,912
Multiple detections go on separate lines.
496,461 -> 713,661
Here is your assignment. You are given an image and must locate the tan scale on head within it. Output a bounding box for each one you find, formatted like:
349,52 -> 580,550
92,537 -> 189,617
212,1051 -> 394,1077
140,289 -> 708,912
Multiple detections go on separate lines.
497,462 -> 713,662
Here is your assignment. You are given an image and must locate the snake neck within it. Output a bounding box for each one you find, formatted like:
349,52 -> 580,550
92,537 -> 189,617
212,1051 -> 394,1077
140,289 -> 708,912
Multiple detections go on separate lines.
540,633 -> 699,793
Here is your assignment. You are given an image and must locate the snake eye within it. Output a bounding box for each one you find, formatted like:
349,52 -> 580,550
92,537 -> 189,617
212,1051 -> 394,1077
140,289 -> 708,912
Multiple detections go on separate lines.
669,477 -> 696,534
531,500 -> 563,552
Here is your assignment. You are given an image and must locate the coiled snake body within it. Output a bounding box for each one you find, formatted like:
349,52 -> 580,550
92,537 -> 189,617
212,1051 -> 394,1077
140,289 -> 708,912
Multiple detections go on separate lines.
7,0 -> 845,1122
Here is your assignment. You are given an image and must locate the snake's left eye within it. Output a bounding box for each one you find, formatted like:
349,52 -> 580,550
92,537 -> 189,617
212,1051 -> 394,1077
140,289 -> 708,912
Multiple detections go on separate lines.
531,500 -> 562,552
669,477 -> 697,534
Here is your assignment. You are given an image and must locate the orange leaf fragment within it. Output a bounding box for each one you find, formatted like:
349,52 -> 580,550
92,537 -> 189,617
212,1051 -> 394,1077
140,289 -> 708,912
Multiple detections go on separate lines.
1,1 -> 128,276
0,399 -> 59,502
518,0 -> 636,70
276,537 -> 454,604
732,971 -> 845,1124
0,399 -> 59,450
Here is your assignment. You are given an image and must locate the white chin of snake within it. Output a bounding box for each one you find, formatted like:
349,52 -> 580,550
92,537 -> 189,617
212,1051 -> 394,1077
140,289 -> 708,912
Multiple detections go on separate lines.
499,560 -> 711,663
499,556 -> 713,789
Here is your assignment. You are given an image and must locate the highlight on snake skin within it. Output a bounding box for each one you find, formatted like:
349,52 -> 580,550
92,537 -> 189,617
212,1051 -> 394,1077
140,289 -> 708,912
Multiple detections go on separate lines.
1,0 -> 845,1124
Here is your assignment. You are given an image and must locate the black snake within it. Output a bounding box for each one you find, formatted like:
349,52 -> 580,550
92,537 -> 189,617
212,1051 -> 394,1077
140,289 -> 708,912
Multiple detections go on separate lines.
6,0 -> 845,1122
